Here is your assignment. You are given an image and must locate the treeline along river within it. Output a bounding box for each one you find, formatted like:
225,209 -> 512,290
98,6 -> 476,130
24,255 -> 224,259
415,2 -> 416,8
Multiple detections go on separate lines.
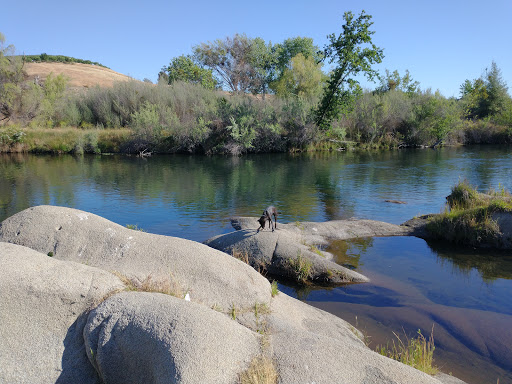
1,146 -> 511,383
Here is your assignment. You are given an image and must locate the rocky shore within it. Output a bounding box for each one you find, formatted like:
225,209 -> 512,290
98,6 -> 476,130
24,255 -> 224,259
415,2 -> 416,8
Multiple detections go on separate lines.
0,205 -> 467,384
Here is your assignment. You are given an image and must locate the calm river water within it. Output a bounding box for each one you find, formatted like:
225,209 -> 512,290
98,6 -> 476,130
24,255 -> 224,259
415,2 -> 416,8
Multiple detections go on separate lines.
1,146 -> 511,383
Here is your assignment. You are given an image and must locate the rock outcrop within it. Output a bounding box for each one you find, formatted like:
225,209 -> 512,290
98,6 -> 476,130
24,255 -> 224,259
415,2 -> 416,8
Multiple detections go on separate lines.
0,242 -> 123,384
84,291 -> 260,384
0,205 -> 271,310
205,216 -> 410,285
0,206 -> 464,384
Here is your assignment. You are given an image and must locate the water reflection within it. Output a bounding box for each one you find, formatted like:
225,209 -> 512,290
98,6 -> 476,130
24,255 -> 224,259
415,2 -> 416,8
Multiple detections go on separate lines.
428,241 -> 512,283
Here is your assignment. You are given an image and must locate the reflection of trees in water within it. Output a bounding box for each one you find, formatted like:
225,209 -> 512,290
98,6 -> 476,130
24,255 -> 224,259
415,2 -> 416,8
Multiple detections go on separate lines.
327,237 -> 374,270
427,240 -> 512,283
0,154 -> 79,220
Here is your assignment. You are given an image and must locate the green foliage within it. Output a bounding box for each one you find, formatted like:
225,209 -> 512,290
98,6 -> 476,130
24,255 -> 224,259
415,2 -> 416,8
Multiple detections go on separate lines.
446,180 -> 479,210
125,224 -> 146,232
160,55 -> 217,90
427,182 -> 512,247
270,280 -> 279,297
227,115 -> 256,152
0,126 -> 25,147
272,53 -> 325,99
376,69 -> 420,94
289,252 -> 313,284
36,72 -> 69,126
460,61 -> 510,120
315,11 -> 384,130
270,36 -> 322,86
0,33 -> 25,122
23,53 -> 107,68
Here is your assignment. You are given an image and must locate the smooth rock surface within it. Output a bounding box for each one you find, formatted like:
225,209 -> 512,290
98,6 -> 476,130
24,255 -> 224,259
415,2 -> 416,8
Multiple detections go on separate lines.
268,293 -> 443,384
0,242 -> 123,384
0,205 -> 271,310
84,291 -> 260,384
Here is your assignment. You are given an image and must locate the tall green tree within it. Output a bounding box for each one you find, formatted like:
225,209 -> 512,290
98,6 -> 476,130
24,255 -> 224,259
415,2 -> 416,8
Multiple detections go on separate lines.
315,11 -> 384,130
483,61 -> 509,117
460,61 -> 509,119
159,55 -> 217,90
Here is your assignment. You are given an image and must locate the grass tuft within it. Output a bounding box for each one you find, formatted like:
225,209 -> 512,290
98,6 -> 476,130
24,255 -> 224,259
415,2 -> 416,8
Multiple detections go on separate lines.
239,355 -> 278,384
288,252 -> 313,284
125,224 -> 146,232
270,280 -> 279,297
376,325 -> 438,375
112,271 -> 184,298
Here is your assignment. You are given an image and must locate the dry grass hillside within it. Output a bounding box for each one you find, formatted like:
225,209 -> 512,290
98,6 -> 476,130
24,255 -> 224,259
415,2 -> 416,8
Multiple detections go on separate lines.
24,62 -> 134,89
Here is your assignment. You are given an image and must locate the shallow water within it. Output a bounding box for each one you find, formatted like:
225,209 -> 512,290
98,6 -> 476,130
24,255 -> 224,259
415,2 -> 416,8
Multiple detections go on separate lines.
1,146 -> 511,383
279,236 -> 512,384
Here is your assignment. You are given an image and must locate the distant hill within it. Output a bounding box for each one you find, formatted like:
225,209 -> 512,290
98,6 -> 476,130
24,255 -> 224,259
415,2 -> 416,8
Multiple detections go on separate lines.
24,62 -> 135,89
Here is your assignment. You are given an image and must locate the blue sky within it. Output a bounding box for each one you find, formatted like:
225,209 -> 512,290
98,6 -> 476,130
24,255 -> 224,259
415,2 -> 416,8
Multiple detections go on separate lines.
3,0 -> 511,97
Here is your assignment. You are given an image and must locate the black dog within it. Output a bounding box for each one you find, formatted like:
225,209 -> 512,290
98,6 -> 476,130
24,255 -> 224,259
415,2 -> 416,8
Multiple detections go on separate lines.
257,206 -> 278,232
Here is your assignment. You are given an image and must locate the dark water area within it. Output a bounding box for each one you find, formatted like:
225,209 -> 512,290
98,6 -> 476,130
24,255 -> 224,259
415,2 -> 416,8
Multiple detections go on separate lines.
1,146 -> 511,383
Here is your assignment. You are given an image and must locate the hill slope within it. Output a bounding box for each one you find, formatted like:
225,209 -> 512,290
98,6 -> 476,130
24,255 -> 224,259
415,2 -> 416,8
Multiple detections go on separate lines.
24,62 -> 134,88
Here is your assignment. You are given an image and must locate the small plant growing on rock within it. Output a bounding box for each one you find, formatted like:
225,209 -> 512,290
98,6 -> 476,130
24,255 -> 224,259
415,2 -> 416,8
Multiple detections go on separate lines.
289,252 -> 313,284
376,325 -> 437,375
47,251 -> 54,257
270,280 -> 279,297
125,224 -> 146,232
230,303 -> 237,320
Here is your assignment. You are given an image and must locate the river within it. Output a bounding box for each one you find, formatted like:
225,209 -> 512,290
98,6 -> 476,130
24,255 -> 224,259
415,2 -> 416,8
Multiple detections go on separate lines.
1,146 -> 511,383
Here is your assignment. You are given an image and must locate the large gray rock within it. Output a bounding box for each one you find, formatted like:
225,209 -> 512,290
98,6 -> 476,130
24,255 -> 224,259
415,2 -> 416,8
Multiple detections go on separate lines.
0,242 -> 123,384
84,291 -> 260,384
0,205 -> 271,310
268,293 -> 443,384
206,217 -> 408,285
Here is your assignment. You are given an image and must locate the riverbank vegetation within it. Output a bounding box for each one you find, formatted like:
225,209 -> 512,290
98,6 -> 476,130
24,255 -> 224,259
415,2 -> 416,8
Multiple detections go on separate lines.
1,12 -> 511,155
427,181 -> 512,247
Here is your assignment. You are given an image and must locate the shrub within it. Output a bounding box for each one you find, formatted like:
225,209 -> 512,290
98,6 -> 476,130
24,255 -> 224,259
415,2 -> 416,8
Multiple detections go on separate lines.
446,180 -> 479,209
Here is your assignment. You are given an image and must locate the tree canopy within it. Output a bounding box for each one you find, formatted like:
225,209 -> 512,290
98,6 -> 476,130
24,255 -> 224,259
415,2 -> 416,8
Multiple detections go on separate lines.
159,55 -> 217,90
460,61 -> 509,119
193,33 -> 262,94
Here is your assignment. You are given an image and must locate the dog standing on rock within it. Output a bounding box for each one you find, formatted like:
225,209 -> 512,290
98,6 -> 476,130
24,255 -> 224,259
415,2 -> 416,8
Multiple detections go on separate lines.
257,206 -> 279,232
